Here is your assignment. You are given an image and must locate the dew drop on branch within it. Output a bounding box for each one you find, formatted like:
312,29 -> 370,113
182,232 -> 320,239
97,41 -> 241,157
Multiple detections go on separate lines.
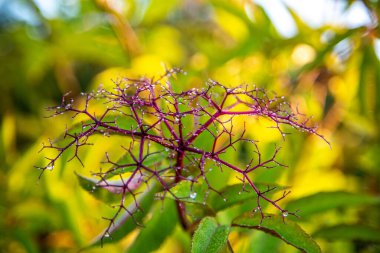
189,192 -> 197,199
46,165 -> 54,171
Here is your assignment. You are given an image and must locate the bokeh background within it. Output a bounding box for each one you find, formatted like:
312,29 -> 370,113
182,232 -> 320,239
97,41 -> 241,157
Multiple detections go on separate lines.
1,0 -> 380,252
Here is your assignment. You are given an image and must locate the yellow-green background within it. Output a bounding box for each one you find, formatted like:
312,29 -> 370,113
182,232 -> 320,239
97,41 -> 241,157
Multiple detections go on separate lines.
1,0 -> 379,252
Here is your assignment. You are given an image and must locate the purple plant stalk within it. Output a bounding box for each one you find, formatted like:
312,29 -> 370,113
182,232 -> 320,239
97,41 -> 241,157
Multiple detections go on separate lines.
37,68 -> 329,242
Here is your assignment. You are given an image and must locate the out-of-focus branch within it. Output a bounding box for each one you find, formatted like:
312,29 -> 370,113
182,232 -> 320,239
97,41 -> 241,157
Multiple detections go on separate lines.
95,0 -> 141,57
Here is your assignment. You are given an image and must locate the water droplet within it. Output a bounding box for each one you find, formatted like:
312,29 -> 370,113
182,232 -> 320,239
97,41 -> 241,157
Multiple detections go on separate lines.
46,165 -> 54,170
223,198 -> 227,202
189,192 -> 197,199
92,186 -> 96,190
165,148 -> 169,152
104,232 -> 110,238
65,104 -> 71,110
282,211 -> 289,217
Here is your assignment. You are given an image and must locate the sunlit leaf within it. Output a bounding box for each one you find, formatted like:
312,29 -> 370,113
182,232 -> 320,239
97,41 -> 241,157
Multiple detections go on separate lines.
142,0 -> 179,25
232,212 -> 321,253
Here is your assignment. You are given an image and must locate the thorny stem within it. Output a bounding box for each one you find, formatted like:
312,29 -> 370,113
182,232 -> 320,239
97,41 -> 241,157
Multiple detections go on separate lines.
37,68 -> 328,241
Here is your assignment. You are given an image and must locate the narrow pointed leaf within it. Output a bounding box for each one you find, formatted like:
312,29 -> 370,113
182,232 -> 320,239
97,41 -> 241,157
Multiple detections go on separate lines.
127,200 -> 177,253
192,217 -> 230,253
105,151 -> 166,179
313,224 -> 380,242
75,172 -> 120,202
285,191 -> 380,219
210,183 -> 288,212
232,212 -> 321,253
88,183 -> 158,247
75,172 -> 144,206
158,181 -> 288,212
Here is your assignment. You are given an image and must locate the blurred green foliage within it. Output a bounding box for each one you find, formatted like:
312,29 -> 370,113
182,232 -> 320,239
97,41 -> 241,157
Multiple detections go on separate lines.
1,0 -> 380,252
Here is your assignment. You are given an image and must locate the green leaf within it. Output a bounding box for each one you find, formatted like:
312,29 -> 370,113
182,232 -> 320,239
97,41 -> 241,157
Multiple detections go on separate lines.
210,183 -> 288,212
285,191 -> 380,219
191,217 -> 230,253
156,180 -> 209,205
141,0 -> 179,25
88,183 -> 158,247
75,172 -> 119,203
294,28 -> 361,77
313,224 -> 380,243
59,114 -> 140,141
245,231 -> 281,253
127,200 -> 177,253
104,151 -> 167,179
157,182 -> 288,214
232,212 -> 321,253
186,203 -> 215,221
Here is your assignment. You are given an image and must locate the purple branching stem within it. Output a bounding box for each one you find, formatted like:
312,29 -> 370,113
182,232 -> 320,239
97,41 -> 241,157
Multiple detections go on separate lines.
38,68 -> 326,238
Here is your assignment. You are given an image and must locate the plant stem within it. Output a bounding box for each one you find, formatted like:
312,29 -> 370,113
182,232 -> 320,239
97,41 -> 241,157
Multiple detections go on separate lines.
175,150 -> 189,230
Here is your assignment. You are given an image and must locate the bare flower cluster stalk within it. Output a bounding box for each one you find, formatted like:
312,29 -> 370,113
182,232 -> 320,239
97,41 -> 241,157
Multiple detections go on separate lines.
37,68 -> 328,242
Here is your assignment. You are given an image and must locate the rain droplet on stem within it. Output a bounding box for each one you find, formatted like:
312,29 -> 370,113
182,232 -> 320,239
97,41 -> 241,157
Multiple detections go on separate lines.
189,192 -> 197,199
